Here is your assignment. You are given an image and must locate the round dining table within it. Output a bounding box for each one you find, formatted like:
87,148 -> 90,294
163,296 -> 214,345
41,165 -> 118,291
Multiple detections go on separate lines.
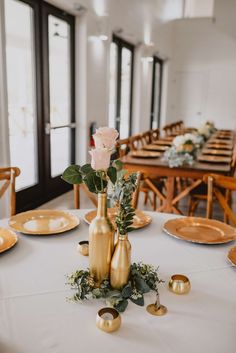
0,209 -> 236,353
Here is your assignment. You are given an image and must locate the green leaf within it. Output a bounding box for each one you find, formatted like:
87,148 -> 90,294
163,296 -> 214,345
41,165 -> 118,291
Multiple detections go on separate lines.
113,159 -> 123,171
62,165 -> 82,184
83,172 -> 97,193
130,294 -> 144,306
134,277 -> 151,294
81,164 -> 94,175
121,285 -> 132,299
114,299 -> 128,313
107,166 -> 117,184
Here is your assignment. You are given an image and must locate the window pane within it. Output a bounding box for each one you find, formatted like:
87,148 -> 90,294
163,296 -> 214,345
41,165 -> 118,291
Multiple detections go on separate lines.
50,128 -> 70,178
48,15 -> 71,127
5,0 -> 38,191
152,62 -> 161,129
108,42 -> 118,129
120,47 -> 132,139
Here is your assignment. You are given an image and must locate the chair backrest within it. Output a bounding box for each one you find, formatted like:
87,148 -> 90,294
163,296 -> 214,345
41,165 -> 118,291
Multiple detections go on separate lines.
162,124 -> 172,136
129,134 -> 143,151
115,138 -> 131,158
0,167 -> 21,216
204,173 -> 236,226
141,131 -> 151,146
73,184 -> 98,209
150,129 -> 160,142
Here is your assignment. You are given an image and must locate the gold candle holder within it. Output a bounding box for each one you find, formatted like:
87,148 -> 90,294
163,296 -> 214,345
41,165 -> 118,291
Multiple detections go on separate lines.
96,307 -> 121,333
168,274 -> 191,295
146,291 -> 167,316
77,241 -> 89,256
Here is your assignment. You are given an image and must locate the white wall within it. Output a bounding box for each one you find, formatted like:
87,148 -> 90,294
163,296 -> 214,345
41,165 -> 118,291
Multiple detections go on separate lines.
167,18 -> 236,130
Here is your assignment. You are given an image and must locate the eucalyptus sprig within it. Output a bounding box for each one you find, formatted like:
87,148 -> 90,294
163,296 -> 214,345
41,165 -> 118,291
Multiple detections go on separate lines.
113,173 -> 138,235
66,262 -> 163,313
62,159 -> 122,194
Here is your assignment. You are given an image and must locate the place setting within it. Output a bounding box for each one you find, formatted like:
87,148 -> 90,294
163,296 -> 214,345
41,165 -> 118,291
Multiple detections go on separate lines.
129,150 -> 161,158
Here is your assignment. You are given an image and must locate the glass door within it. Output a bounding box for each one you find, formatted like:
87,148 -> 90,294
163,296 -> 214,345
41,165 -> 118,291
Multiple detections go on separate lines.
4,0 -> 75,211
150,56 -> 163,129
109,35 -> 134,139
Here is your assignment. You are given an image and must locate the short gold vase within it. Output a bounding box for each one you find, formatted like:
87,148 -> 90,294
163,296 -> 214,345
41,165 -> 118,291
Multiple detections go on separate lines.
110,233 -> 131,290
89,192 -> 114,284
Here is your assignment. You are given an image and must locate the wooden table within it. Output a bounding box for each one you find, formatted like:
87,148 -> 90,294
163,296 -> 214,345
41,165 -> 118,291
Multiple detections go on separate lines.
121,154 -> 232,214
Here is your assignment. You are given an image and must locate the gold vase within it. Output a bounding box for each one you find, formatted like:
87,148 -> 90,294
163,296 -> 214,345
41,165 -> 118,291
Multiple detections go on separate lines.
89,192 -> 114,284
110,233 -> 131,289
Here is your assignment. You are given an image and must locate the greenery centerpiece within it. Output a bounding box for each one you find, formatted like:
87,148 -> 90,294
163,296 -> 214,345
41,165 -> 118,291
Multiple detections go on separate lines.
198,121 -> 216,141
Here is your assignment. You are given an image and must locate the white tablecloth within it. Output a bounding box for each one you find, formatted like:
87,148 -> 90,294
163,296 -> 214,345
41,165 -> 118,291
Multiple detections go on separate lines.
0,210 -> 236,353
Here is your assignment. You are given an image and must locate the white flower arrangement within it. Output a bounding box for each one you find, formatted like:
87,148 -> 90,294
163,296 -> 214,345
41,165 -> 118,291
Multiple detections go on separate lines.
163,146 -> 194,168
198,121 -> 216,140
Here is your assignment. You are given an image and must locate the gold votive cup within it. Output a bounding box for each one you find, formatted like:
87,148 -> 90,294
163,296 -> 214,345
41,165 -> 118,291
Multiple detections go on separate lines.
77,241 -> 89,256
168,274 -> 191,295
96,307 -> 121,333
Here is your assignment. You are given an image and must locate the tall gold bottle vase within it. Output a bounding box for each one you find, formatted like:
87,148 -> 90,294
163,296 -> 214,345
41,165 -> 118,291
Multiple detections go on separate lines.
89,193 -> 114,284
110,233 -> 131,289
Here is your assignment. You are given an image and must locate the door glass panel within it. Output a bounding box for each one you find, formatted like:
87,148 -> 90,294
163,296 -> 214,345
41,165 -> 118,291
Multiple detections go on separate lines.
48,15 -> 71,127
108,42 -> 118,129
120,47 -> 132,139
152,62 -> 161,129
50,128 -> 70,178
5,0 -> 38,191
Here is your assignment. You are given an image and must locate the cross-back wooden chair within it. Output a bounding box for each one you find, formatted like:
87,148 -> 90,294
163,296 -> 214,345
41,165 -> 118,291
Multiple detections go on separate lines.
150,129 -> 160,142
115,138 -> 131,158
204,173 -> 236,226
162,124 -> 172,137
129,134 -> 143,151
0,167 -> 21,216
141,131 -> 151,146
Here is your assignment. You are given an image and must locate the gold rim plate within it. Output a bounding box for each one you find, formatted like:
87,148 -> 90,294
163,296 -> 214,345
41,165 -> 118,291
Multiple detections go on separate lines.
143,145 -> 168,152
208,139 -> 232,145
227,246 -> 236,266
206,143 -> 233,150
130,151 -> 161,158
9,210 -> 80,235
163,217 -> 236,244
197,155 -> 231,163
0,228 -> 18,253
201,149 -> 232,156
153,140 -> 172,146
84,208 -> 152,230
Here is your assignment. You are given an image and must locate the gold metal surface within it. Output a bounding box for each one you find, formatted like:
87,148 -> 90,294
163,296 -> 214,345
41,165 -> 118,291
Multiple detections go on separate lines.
0,227 -> 18,253
110,233 -> 131,289
206,143 -> 232,150
209,139 -> 232,145
84,208 -> 152,230
227,246 -> 236,267
77,240 -> 89,256
197,155 -> 231,163
146,304 -> 167,316
153,140 -> 172,146
96,307 -> 121,333
9,210 -> 80,235
168,274 -> 191,294
143,144 -> 168,152
201,149 -> 232,156
89,193 -> 114,284
130,150 -> 161,158
163,217 -> 236,244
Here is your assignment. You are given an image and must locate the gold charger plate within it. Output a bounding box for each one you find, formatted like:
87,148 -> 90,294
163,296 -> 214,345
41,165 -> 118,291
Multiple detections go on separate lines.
197,155 -> 231,164
227,246 -> 236,266
143,144 -> 168,152
201,149 -> 232,156
0,228 -> 18,253
153,140 -> 172,146
130,150 -> 161,158
9,210 -> 80,235
163,217 -> 236,244
208,139 -> 232,145
84,208 -> 152,230
206,143 -> 233,150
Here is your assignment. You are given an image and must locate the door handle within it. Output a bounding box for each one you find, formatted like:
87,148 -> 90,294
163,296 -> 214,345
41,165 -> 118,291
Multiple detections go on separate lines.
45,122 -> 76,135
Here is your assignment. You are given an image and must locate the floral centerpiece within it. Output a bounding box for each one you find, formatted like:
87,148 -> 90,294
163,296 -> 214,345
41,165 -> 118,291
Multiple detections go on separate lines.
198,121 -> 216,141
163,133 -> 202,168
62,127 -> 121,283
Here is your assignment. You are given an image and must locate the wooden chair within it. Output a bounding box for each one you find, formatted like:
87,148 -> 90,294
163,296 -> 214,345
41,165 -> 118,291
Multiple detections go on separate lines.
115,138 -> 131,158
129,134 -> 143,151
141,131 -> 151,146
150,129 -> 160,142
204,173 -> 236,226
0,167 -> 21,216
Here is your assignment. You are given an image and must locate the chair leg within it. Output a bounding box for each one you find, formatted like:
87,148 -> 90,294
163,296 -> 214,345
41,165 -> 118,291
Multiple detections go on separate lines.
188,197 -> 200,216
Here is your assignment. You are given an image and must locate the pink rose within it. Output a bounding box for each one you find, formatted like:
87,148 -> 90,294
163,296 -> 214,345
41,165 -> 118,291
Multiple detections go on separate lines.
89,148 -> 111,171
93,127 -> 119,150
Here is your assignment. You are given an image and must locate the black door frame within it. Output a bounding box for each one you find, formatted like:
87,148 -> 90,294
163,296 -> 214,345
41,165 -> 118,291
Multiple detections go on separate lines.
150,56 -> 163,129
7,0 -> 75,212
112,34 -> 134,137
